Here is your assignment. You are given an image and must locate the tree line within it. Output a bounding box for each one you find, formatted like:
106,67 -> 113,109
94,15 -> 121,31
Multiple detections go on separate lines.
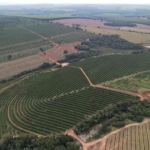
74,99 -> 150,139
104,21 -> 137,27
75,34 -> 143,51
0,134 -> 80,150
58,50 -> 100,63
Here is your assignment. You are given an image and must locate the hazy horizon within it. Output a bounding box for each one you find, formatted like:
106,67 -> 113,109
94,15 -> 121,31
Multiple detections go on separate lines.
0,0 -> 150,5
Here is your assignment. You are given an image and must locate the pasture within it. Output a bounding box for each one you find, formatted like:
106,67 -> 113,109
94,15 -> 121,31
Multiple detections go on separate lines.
103,122 -> 150,150
81,27 -> 150,44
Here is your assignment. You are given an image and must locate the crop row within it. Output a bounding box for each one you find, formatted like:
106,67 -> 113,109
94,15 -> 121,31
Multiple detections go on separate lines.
72,51 -> 150,84
104,122 -> 150,150
9,87 -> 138,135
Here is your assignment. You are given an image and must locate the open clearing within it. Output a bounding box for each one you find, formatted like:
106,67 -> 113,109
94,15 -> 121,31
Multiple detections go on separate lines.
81,27 -> 150,44
44,42 -> 80,60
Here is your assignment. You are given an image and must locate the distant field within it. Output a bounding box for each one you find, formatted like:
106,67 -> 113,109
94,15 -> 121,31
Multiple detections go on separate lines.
52,31 -> 95,43
81,27 -> 150,44
26,23 -> 76,38
0,27 -> 41,47
95,14 -> 150,25
0,39 -> 53,63
0,66 -> 138,137
0,54 -> 49,80
105,71 -> 150,93
103,122 -> 150,150
72,51 -> 150,84
3,12 -> 72,19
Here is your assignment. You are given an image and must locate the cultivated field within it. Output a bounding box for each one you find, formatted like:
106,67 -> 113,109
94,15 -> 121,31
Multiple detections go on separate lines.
0,54 -> 49,80
103,122 -> 150,150
72,51 -> 150,84
0,66 -> 138,138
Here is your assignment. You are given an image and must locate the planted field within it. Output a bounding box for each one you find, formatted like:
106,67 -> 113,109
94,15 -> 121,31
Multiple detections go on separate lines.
0,27 -> 41,47
3,13 -> 72,19
105,71 -> 150,93
26,23 -> 76,38
0,66 -> 138,137
72,51 -> 150,84
103,122 -> 150,150
0,39 -> 53,63
81,27 -> 150,44
52,31 -> 95,43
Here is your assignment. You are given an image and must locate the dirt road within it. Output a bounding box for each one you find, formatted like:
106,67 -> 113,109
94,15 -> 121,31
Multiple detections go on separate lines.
66,118 -> 150,150
69,66 -> 144,100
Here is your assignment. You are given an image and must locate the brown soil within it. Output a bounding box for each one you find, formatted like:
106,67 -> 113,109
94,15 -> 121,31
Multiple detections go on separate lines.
136,24 -> 150,30
142,91 -> 150,100
66,118 -> 150,150
53,18 -> 150,30
44,42 -> 80,61
53,18 -> 120,30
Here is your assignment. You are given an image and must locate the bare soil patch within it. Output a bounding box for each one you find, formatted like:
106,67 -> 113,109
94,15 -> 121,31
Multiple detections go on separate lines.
136,24 -> 150,30
142,91 -> 150,100
44,41 -> 80,61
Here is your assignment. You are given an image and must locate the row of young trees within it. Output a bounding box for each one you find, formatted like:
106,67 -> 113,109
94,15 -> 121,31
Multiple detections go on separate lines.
75,34 -> 143,51
0,62 -> 56,84
0,135 -> 80,150
74,100 -> 150,137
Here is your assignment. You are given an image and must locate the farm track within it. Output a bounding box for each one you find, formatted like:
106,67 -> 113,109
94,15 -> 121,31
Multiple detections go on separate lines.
69,66 -> 144,100
19,26 -> 78,65
66,118 -> 150,150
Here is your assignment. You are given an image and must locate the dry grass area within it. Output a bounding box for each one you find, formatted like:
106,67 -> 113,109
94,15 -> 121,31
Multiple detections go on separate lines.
0,54 -> 49,80
81,26 -> 150,44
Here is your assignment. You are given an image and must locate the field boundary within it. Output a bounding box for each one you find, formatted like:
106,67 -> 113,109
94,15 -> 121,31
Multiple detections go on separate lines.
69,66 -> 144,100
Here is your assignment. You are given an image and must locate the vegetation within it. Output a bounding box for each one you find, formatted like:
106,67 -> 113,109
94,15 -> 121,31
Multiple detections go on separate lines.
104,21 -> 137,27
26,23 -> 76,38
72,51 -> 150,84
105,71 -> 150,92
0,134 -> 80,150
58,50 -> 100,63
104,122 -> 150,150
0,39 -> 53,63
75,34 -> 143,50
82,27 -> 150,44
52,31 -> 95,43
74,100 -> 150,138
0,62 -> 54,84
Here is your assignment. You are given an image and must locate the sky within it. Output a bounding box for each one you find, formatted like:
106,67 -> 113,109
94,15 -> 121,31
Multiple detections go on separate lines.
0,0 -> 150,5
